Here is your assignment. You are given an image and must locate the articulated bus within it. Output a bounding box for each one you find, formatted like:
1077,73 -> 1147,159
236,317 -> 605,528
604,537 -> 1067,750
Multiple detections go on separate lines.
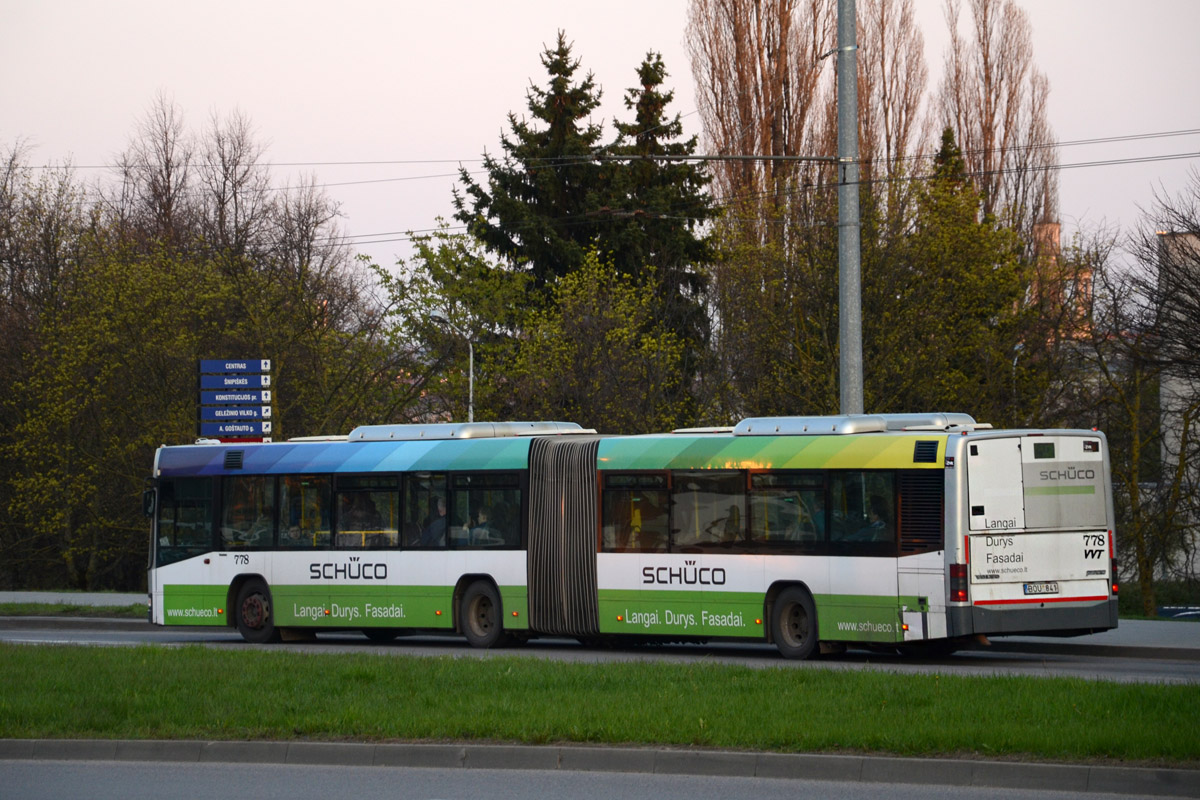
145,413 -> 1118,658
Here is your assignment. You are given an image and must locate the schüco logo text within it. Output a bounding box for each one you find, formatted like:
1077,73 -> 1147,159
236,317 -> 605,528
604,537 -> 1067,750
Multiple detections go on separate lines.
309,556 -> 387,580
1038,467 -> 1096,481
642,560 -> 726,586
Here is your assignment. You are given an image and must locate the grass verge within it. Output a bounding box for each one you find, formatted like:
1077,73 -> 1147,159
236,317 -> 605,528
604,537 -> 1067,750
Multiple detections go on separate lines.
0,643 -> 1196,765
0,603 -> 146,619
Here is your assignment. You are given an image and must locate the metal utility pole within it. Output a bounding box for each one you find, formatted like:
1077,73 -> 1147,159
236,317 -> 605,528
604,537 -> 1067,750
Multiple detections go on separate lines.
837,0 -> 864,414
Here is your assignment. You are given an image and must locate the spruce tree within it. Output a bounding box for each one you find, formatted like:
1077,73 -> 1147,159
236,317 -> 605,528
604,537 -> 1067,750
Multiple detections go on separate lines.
605,52 -> 715,280
453,31 -> 606,291
606,52 -> 719,410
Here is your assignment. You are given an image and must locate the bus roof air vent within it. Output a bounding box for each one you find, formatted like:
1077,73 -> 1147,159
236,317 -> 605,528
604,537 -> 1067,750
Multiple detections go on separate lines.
913,440 -> 940,463
733,413 -> 982,436
347,421 -> 587,442
224,450 -> 244,470
733,415 -> 889,436
878,413 -> 981,431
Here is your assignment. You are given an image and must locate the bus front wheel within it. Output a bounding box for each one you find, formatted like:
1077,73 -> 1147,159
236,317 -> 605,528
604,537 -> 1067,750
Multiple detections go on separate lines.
461,582 -> 507,649
772,587 -> 817,660
235,579 -> 280,644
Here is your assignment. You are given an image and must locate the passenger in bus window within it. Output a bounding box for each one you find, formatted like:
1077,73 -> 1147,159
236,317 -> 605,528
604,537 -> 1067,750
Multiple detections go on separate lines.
854,495 -> 892,542
420,496 -> 447,546
470,507 -> 494,545
344,494 -> 382,531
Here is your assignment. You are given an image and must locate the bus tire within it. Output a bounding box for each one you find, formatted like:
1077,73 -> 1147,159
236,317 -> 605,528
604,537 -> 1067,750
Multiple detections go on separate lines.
461,581 -> 506,649
772,587 -> 817,660
235,579 -> 280,644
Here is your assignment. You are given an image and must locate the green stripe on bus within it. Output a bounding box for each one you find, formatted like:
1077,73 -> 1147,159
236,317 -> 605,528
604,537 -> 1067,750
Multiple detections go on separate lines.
597,588 -> 922,643
1026,486 -> 1096,496
163,583 -> 530,631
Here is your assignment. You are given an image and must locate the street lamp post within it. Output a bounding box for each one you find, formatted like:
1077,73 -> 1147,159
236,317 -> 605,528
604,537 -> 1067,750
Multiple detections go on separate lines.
429,313 -> 474,423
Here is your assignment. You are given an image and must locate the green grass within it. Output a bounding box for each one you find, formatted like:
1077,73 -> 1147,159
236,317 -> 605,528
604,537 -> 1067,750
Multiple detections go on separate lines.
0,603 -> 146,618
0,643 -> 1196,765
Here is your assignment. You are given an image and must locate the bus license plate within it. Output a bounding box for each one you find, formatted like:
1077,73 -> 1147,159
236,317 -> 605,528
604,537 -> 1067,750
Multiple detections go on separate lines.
1023,582 -> 1060,595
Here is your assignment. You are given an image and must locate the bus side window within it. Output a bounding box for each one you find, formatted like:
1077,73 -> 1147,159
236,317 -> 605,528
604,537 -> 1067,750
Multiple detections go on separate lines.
221,476 -> 275,548
829,471 -> 896,552
279,476 -> 331,548
601,473 -> 669,552
452,472 -> 521,549
670,471 -> 744,551
156,477 -> 213,565
404,473 -> 448,548
749,472 -> 825,549
335,476 -> 399,548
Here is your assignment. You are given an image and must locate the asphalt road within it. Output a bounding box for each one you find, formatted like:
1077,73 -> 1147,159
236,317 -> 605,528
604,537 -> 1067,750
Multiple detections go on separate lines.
1,608 -> 1197,684
3,594 -> 1198,798
3,759 -> 1189,800
1,741 -> 1197,799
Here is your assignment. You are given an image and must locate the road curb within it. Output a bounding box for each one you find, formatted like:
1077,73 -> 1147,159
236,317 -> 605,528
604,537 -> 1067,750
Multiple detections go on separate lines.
0,617 -> 163,632
1,739 -> 1197,797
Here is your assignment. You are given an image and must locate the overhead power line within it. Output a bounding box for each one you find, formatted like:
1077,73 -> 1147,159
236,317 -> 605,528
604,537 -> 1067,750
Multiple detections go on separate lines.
25,125 -> 1200,172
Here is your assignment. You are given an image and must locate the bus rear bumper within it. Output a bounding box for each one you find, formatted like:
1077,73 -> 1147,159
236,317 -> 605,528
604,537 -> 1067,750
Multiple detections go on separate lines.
948,598 -> 1118,638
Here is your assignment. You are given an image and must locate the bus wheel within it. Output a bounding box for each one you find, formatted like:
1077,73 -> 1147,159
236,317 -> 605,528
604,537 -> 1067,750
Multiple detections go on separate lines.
461,582 -> 506,649
772,587 -> 817,660
235,579 -> 280,644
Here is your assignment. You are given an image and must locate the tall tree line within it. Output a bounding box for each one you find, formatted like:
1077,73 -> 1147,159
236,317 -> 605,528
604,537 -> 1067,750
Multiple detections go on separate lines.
0,98 -> 428,590
685,0 -> 1064,424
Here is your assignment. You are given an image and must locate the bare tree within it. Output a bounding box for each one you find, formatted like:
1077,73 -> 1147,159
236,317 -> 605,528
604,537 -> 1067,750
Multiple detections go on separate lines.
197,108 -> 273,257
1129,172 -> 1200,593
937,0 -> 1057,240
107,91 -> 196,248
857,0 -> 929,222
687,0 -> 835,216
1070,249 -> 1198,615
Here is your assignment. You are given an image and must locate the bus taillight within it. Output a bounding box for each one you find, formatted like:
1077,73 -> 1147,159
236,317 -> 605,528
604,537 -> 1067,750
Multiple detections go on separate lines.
1109,531 -> 1118,595
950,563 -> 968,603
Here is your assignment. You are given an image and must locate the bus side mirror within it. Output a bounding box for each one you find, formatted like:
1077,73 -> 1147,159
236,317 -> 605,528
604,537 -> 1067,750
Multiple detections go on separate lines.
142,489 -> 156,518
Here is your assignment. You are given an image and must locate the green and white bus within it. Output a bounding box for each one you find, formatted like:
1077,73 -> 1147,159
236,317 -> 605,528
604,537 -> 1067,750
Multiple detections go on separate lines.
145,413 -> 1118,658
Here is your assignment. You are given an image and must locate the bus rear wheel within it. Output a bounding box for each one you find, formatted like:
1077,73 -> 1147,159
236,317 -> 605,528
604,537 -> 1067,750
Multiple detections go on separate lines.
461,582 -> 507,649
235,579 -> 280,644
772,587 -> 817,660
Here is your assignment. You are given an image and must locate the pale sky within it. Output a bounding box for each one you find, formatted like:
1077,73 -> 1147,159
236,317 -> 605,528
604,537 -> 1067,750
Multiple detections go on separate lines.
4,0 -> 1199,269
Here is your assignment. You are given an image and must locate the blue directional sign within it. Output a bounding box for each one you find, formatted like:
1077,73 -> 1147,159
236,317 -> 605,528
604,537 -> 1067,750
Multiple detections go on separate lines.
200,374 -> 271,390
198,359 -> 271,374
200,421 -> 273,437
197,358 -> 274,440
200,390 -> 271,405
199,406 -> 271,422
